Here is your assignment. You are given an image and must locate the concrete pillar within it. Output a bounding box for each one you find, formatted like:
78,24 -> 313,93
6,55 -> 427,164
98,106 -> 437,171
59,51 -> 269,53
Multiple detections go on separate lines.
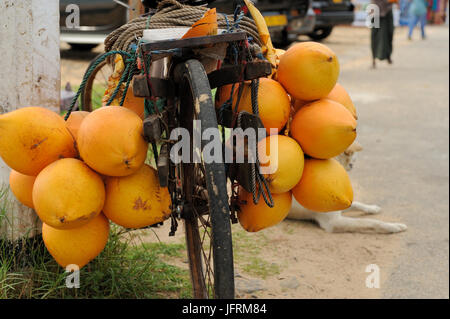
0,0 -> 60,241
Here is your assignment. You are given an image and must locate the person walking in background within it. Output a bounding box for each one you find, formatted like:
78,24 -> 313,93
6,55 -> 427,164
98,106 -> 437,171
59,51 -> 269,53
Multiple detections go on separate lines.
371,0 -> 395,68
408,0 -> 428,39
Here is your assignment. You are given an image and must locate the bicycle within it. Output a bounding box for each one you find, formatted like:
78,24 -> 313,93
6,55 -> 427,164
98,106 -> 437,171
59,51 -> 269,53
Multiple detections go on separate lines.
71,1 -> 272,300
133,32 -> 271,299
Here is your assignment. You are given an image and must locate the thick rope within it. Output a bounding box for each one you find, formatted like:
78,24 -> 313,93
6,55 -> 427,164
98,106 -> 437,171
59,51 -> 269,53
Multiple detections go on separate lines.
104,0 -> 262,53
249,78 -> 274,208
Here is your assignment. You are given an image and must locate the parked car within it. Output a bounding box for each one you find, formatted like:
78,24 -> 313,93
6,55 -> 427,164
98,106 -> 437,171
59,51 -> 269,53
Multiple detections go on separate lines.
308,0 -> 354,41
60,0 -> 127,50
213,0 -> 314,46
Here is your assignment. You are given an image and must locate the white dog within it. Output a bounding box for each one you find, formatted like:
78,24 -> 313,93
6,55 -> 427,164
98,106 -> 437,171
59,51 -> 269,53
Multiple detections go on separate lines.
287,142 -> 407,234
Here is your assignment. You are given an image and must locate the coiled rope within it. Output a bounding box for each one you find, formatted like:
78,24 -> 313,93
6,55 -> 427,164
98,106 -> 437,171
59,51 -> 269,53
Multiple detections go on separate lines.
104,0 -> 262,53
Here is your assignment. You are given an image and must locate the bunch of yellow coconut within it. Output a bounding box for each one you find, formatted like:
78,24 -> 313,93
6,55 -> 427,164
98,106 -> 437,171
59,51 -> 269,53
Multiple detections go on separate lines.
212,0 -> 358,233
217,43 -> 357,233
0,106 -> 170,269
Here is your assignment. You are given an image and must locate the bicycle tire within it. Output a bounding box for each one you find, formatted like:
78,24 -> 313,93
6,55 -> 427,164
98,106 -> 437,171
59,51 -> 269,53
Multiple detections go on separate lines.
175,59 -> 235,299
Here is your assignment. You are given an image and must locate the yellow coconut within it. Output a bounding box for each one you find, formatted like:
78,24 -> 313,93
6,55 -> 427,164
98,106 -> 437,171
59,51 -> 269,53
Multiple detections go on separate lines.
77,106 -> 148,177
33,158 -> 105,229
215,78 -> 290,134
326,83 -> 357,119
103,164 -> 171,229
290,99 -> 357,159
292,158 -> 353,212
9,170 -> 36,209
42,213 -> 109,268
120,85 -> 145,119
65,111 -> 90,141
182,8 -> 218,39
292,99 -> 309,115
258,135 -> 304,193
238,189 -> 292,232
277,42 -> 340,101
0,107 -> 77,176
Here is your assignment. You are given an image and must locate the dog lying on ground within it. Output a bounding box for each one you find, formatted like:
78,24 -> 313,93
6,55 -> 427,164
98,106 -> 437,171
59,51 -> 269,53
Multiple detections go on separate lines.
287,142 -> 408,234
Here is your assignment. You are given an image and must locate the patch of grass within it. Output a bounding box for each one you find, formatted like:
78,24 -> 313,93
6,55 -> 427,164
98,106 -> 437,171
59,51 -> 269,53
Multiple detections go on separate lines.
231,227 -> 279,279
0,226 -> 192,299
140,242 -> 186,258
242,257 -> 280,279
0,186 -> 191,299
232,228 -> 268,259
283,223 -> 296,235
0,185 -> 8,227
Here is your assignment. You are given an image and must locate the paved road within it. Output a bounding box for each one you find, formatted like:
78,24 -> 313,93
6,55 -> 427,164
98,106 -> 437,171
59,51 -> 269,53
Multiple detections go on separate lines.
319,25 -> 449,298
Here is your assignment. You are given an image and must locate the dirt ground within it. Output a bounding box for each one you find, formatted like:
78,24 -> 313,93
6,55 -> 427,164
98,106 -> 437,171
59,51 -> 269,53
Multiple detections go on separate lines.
61,25 -> 449,299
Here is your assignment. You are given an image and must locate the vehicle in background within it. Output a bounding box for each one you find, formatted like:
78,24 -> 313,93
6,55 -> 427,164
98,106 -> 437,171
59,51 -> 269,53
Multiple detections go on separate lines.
60,0 -> 127,50
59,0 -> 314,50
308,0 -> 354,41
213,0 -> 314,46
286,2 -> 316,44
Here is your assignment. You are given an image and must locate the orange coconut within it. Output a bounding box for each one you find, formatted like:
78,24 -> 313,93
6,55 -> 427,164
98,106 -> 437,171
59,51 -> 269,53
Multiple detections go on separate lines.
42,213 -> 109,268
215,78 -> 290,134
293,99 -> 309,114
9,170 -> 36,209
258,135 -> 304,193
33,158 -> 105,229
0,107 -> 77,176
277,42 -> 340,101
77,106 -> 148,177
238,189 -> 292,232
215,84 -> 233,109
290,99 -> 357,159
292,158 -> 353,212
121,85 -> 145,119
182,8 -> 218,39
103,164 -> 171,229
65,111 -> 89,140
325,83 -> 357,119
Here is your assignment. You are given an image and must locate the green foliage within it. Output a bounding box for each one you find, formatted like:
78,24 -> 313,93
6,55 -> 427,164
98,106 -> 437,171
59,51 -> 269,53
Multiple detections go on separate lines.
0,188 -> 191,300
232,226 -> 279,279
242,257 -> 280,279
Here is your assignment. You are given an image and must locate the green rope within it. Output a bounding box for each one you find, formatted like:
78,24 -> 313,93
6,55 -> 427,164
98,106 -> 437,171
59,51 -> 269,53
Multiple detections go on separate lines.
144,98 -> 166,117
105,60 -> 131,106
64,50 -> 134,121
119,60 -> 138,106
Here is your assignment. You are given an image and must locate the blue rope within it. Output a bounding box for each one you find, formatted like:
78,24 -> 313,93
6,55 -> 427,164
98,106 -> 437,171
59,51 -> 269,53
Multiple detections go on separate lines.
221,13 -> 231,33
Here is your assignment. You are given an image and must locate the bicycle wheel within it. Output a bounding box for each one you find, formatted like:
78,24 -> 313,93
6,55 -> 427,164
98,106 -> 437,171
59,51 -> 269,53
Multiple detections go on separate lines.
80,54 -> 114,111
174,59 -> 234,299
